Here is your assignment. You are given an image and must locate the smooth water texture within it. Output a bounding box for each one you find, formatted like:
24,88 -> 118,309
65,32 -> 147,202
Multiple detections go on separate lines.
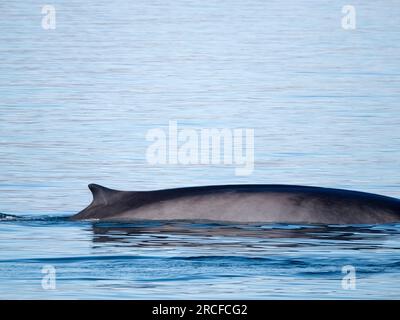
1,1 -> 400,299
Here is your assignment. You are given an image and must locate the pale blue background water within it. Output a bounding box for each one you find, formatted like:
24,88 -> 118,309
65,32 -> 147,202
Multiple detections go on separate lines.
0,0 -> 400,299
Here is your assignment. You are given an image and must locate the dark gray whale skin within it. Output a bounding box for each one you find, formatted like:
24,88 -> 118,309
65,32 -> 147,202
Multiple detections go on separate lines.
71,184 -> 400,224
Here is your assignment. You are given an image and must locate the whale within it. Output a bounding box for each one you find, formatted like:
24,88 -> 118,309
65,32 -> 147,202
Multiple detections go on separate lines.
71,184 -> 400,224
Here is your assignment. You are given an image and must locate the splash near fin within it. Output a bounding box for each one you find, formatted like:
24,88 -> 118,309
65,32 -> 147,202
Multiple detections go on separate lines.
88,183 -> 119,205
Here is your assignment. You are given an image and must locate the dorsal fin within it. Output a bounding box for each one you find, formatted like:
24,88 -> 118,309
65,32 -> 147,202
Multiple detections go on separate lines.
88,183 -> 119,205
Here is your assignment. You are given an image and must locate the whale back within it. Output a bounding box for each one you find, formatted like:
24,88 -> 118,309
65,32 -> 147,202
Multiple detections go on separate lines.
71,183 -> 400,223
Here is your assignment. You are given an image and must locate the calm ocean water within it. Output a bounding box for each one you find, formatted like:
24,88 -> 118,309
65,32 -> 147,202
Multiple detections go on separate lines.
1,1 -> 400,299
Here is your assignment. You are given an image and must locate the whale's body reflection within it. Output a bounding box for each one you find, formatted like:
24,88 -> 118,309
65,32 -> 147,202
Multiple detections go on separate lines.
90,220 -> 394,246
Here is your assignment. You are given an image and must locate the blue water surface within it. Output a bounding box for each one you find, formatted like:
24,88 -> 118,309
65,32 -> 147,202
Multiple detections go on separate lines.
1,0 -> 400,299
1,215 -> 400,299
